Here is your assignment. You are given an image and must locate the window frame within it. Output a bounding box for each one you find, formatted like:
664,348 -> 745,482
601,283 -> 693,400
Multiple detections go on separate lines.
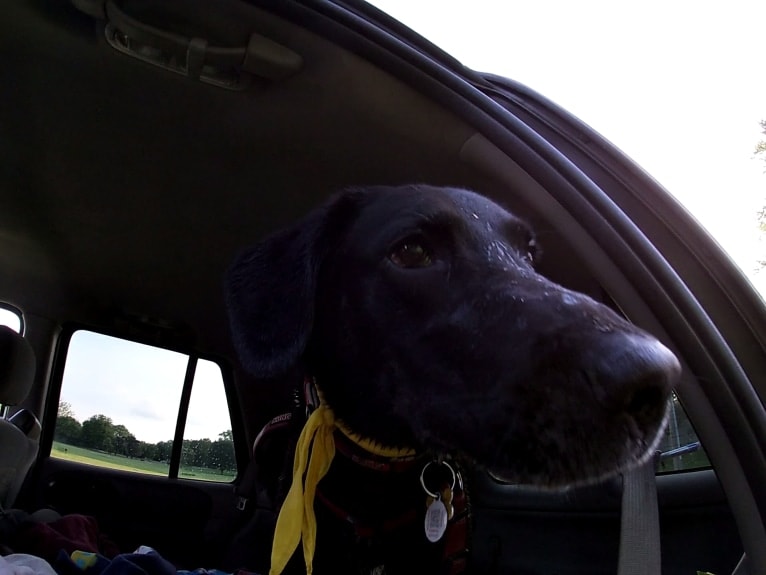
41,324 -> 248,482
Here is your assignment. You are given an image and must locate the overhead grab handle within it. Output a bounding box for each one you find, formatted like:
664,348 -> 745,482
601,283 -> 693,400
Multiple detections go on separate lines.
73,0 -> 303,89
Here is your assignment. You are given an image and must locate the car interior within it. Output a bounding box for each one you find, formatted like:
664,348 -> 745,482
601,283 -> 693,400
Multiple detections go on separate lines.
2,1 -> 765,574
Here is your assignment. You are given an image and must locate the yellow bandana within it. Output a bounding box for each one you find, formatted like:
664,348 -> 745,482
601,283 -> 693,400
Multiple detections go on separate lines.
269,400 -> 417,575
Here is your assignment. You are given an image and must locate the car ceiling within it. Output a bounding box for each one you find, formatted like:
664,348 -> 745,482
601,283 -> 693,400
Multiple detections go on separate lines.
4,1 -> 460,347
1,0 -> 598,368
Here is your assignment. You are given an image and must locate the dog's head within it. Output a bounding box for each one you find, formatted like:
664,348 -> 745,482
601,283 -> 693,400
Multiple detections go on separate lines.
227,185 -> 680,487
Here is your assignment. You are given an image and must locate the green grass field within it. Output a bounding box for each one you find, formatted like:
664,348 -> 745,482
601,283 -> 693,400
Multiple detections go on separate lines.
52,442 -> 235,482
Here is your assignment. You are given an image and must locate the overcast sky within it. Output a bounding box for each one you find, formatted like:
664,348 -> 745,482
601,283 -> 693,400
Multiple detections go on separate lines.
371,0 -> 766,290
57,331 -> 231,444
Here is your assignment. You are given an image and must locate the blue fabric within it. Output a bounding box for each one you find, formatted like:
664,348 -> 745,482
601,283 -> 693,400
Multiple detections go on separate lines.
54,549 -> 174,575
106,552 -> 176,575
53,548 -> 262,575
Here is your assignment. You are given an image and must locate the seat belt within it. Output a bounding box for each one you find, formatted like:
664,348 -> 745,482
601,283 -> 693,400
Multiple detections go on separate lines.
617,455 -> 661,575
618,453 -> 749,575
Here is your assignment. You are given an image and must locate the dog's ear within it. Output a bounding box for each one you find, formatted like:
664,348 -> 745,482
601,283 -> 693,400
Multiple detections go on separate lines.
226,213 -> 324,378
225,190 -> 363,378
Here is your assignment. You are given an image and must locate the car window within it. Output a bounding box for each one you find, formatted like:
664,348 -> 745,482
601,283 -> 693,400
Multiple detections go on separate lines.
179,359 -> 237,481
53,330 -> 235,482
367,2 -> 766,296
0,305 -> 22,333
658,394 -> 710,473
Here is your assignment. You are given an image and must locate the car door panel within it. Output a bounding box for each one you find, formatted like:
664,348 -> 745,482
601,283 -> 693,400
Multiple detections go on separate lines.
29,457 -> 241,568
470,469 -> 741,575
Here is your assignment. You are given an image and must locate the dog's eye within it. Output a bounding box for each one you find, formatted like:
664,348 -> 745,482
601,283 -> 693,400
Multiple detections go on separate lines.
389,239 -> 433,268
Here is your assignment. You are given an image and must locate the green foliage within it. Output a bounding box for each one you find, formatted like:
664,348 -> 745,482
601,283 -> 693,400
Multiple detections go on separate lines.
756,120 -> 766,157
755,121 -> 766,245
54,402 -> 236,475
112,424 -> 139,458
54,415 -> 82,444
181,438 -> 212,468
154,440 -> 173,463
208,436 -> 237,474
81,414 -> 115,452
52,442 -> 235,482
58,401 -> 76,419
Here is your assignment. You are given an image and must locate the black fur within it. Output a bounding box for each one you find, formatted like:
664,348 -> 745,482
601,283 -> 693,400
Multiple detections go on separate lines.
226,184 -> 680,571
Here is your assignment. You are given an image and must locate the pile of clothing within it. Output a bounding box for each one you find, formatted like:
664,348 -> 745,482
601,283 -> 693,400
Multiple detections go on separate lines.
0,512 -> 259,575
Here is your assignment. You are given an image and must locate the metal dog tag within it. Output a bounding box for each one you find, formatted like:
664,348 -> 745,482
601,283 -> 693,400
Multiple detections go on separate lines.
424,497 -> 449,542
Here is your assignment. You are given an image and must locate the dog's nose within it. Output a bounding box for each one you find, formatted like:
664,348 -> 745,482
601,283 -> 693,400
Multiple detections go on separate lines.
600,335 -> 680,424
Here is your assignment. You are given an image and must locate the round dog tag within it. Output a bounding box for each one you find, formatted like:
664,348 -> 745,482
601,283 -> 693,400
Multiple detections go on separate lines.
424,498 -> 448,542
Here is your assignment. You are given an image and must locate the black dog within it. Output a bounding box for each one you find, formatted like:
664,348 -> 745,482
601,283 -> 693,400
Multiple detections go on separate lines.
226,184 -> 680,575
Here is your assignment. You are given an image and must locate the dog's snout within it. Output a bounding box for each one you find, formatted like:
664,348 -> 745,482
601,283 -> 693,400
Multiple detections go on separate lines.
601,336 -> 680,423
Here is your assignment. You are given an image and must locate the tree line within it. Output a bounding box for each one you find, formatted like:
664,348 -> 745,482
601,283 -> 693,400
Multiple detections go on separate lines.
756,119 -> 766,243
55,402 -> 235,474
755,120 -> 766,269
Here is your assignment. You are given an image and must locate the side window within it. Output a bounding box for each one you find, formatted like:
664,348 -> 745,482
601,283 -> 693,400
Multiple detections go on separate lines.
179,359 -> 237,480
657,394 -> 710,473
0,305 -> 22,333
53,330 -> 235,482
489,392 -> 710,486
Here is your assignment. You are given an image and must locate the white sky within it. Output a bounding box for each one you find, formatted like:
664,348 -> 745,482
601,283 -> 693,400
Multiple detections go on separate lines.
0,309 -> 21,333
371,0 -> 766,291
4,1 -> 766,443
59,331 -> 231,444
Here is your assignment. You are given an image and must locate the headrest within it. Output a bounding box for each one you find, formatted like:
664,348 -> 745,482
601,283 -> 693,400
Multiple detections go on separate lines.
0,325 -> 36,406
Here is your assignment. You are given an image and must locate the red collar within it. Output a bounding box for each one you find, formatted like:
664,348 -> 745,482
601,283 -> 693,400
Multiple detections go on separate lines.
332,426 -> 423,474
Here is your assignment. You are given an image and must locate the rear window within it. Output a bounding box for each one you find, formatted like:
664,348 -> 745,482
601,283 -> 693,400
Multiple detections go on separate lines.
53,330 -> 236,482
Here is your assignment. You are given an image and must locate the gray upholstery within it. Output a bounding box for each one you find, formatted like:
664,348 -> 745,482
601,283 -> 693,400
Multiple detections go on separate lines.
0,326 -> 36,405
0,325 -> 39,509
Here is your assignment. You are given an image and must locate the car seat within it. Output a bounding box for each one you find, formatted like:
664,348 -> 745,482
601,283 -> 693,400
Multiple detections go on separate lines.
0,325 -> 40,510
